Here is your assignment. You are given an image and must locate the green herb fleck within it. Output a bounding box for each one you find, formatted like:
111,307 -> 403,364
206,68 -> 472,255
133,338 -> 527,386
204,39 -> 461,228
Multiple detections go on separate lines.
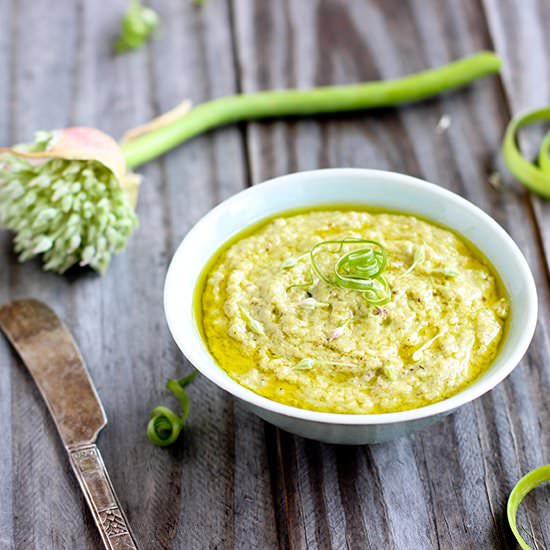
241,306 -> 265,335
404,245 -> 425,275
412,329 -> 445,362
328,318 -> 352,341
281,252 -> 309,269
382,365 -> 397,380
116,0 -> 159,53
431,267 -> 460,277
281,257 -> 298,269
295,358 -> 317,370
297,297 -> 330,309
294,357 -> 358,370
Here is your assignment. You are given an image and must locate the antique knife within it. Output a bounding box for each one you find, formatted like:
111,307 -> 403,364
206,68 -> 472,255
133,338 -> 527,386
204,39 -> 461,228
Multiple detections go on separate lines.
0,299 -> 140,550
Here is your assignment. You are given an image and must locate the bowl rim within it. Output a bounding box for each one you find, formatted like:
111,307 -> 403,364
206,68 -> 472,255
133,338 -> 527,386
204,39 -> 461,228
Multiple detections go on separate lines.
164,168 -> 538,425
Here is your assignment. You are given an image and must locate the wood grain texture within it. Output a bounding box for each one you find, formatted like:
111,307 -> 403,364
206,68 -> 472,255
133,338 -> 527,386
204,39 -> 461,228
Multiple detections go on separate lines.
0,0 -> 14,545
5,4 -> 100,548
0,0 -> 275,549
0,0 -> 549,549
231,0 -> 550,548
482,1 -> 550,548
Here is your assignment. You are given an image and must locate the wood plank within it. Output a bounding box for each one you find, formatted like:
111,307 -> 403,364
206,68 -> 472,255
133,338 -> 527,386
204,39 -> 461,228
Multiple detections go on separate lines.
483,0 -> 550,115
139,1 -> 277,547
0,1 -> 276,549
231,0 -> 550,548
2,0 -> 549,548
3,2 -> 101,548
482,1 -> 550,548
0,0 -> 14,545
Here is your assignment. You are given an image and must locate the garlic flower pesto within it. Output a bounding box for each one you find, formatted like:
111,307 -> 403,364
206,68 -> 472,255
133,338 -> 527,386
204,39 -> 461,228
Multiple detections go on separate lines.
201,210 -> 509,414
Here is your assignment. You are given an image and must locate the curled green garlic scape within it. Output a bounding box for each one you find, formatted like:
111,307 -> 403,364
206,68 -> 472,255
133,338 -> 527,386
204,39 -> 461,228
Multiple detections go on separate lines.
0,52 -> 501,274
502,107 -> 550,198
310,239 -> 391,305
147,371 -> 198,447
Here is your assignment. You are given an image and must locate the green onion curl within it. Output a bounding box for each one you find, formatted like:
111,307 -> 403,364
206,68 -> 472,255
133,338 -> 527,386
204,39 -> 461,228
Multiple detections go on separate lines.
310,239 -> 391,305
147,371 -> 197,447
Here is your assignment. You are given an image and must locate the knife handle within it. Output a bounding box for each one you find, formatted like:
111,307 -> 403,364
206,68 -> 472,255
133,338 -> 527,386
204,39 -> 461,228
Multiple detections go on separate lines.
69,444 -> 140,550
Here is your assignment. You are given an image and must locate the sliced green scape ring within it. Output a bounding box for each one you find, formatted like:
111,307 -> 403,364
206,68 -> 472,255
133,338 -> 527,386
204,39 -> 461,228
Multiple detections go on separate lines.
309,239 -> 391,305
507,464 -> 550,550
502,107 -> 550,198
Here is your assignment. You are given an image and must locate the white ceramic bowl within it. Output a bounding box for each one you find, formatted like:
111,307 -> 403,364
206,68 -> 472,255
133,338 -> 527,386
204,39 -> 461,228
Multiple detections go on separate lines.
164,169 -> 537,444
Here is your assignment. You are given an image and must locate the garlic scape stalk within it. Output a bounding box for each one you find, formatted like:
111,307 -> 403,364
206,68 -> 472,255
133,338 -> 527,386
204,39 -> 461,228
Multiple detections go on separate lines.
0,52 -> 501,274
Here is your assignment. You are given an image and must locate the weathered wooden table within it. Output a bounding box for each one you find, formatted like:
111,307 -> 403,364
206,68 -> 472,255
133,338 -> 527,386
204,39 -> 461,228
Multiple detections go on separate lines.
1,1 -> 549,548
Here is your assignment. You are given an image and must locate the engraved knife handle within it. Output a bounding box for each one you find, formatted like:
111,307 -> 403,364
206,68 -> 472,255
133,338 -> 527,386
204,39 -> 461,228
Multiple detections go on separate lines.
69,444 -> 140,550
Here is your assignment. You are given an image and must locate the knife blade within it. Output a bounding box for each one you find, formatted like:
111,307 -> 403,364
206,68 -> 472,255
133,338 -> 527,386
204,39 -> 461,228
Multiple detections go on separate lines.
0,298 -> 107,446
0,299 -> 140,550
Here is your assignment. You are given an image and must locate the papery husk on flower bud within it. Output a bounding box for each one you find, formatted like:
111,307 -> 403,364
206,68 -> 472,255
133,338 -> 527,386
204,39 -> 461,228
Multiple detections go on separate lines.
121,100 -> 192,144
0,127 -> 141,207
